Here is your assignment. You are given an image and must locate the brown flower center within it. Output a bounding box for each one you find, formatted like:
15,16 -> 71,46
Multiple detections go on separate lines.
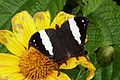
19,47 -> 58,80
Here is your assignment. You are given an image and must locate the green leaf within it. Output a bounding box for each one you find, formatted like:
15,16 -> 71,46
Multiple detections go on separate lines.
0,0 -> 66,30
62,66 -> 89,80
0,0 -> 49,30
0,44 -> 9,53
0,0 -> 66,52
47,0 -> 66,20
62,69 -> 80,80
71,6 -> 81,15
75,65 -> 89,80
84,0 -> 120,80
82,0 -> 105,16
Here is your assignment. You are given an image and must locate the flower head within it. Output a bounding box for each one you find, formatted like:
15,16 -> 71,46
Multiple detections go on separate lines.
0,10 -> 95,80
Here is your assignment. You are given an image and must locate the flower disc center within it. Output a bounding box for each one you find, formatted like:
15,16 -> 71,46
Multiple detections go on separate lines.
19,47 -> 58,80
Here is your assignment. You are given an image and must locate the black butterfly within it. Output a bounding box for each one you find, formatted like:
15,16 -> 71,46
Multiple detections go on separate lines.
29,16 -> 89,65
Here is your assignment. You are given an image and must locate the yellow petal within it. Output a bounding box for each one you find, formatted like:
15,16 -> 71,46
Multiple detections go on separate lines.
0,75 -> 9,80
85,35 -> 88,43
33,11 -> 51,31
60,57 -> 79,69
12,11 -> 37,49
0,30 -> 25,57
46,76 -> 57,80
24,78 -> 30,80
60,56 -> 96,80
46,71 -> 71,80
0,65 -> 20,77
50,11 -> 74,28
8,73 -> 25,80
78,56 -> 96,80
0,53 -> 20,66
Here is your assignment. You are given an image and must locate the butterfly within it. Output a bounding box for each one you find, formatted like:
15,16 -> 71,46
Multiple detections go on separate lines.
28,16 -> 89,65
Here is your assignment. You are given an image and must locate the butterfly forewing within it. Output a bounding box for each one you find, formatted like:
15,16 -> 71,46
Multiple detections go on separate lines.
59,16 -> 89,57
29,31 -> 51,57
74,16 -> 89,45
29,28 -> 68,64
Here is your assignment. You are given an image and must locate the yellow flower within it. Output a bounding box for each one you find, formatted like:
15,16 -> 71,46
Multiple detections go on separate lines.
0,11 -> 96,80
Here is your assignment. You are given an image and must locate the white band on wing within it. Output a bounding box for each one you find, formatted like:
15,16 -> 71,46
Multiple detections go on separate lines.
39,30 -> 54,56
68,18 -> 81,45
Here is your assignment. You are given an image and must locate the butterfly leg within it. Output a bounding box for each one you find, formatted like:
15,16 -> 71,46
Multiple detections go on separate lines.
57,67 -> 61,77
